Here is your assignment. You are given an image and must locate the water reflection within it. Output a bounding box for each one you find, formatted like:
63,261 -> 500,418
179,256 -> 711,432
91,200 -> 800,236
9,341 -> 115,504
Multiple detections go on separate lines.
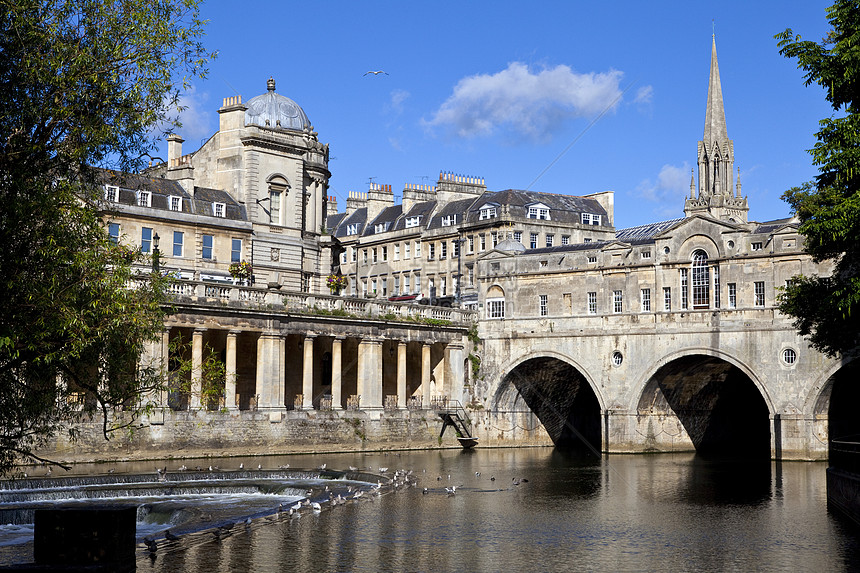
0,449 -> 858,572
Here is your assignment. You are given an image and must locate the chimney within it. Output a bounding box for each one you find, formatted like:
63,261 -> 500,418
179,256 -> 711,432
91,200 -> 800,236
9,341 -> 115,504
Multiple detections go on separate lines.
346,190 -> 367,217
327,195 -> 339,216
366,182 -> 394,222
167,134 -> 183,163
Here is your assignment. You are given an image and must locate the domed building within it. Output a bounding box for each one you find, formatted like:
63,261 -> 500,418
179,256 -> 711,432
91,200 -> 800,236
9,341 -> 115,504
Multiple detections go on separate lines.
157,78 -> 332,292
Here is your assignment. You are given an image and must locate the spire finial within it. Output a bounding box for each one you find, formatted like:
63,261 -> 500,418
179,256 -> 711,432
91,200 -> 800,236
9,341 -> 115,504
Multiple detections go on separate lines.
267,77 -> 276,92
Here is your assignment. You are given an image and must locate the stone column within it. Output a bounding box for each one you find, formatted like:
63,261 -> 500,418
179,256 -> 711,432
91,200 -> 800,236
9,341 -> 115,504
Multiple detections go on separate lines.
397,342 -> 407,409
302,335 -> 315,409
444,343 -> 465,403
331,337 -> 343,410
190,328 -> 205,409
255,333 -> 283,410
358,337 -> 383,410
422,342 -> 432,407
159,329 -> 170,408
433,346 -> 447,400
225,331 -> 239,410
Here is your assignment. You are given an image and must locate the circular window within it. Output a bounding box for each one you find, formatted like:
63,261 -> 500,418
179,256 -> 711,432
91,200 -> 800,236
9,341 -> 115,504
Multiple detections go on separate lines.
611,351 -> 623,366
663,247 -> 670,255
783,348 -> 797,365
727,240 -> 735,249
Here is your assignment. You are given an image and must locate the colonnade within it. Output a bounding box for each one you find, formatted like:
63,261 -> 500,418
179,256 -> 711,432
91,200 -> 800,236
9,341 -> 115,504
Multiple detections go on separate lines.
144,325 -> 466,413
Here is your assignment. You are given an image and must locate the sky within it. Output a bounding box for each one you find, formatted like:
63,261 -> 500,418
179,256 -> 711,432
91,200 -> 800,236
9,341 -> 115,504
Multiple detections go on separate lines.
155,0 -> 835,229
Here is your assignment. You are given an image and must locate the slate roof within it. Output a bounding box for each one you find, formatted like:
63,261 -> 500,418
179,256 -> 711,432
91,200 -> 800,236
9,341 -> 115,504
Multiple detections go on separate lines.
466,189 -> 609,225
753,218 -> 796,234
615,218 -> 685,241
426,198 -> 478,230
364,205 -> 403,237
391,201 -> 437,232
332,208 -> 367,239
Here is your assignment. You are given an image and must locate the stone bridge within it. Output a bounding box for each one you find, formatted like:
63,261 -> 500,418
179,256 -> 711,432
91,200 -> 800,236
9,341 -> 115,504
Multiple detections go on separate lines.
475,308 -> 856,461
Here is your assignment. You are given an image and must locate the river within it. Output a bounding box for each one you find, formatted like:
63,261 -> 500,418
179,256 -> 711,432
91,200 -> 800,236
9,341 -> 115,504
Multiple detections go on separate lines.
0,448 -> 858,572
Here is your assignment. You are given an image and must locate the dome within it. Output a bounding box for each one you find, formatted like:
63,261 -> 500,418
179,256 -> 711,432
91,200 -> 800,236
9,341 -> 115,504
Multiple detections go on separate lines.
244,78 -> 311,131
496,235 -> 526,254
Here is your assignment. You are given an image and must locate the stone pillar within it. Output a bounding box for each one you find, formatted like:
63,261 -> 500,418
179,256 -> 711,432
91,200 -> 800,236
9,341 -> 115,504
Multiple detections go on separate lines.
358,337 -> 383,409
434,346 -> 447,400
422,342 -> 432,407
255,333 -> 283,410
158,329 -> 170,408
190,328 -> 205,409
397,342 -> 407,409
331,337 -> 343,410
225,331 -> 239,410
302,335 -> 315,409
444,343 -> 465,403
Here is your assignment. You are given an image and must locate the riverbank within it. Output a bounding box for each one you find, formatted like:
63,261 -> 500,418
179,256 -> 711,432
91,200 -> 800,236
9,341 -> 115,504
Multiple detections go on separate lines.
32,408 -> 553,466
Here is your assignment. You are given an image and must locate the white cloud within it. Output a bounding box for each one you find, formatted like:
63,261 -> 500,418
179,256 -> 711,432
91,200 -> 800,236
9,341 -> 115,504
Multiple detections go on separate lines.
634,85 -> 653,105
635,162 -> 692,214
426,62 -> 624,140
389,89 -> 410,114
173,87 -> 214,144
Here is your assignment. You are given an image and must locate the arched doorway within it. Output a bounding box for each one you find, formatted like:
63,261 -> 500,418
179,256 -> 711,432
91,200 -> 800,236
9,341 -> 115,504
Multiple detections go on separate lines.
497,357 -> 601,454
638,354 -> 770,457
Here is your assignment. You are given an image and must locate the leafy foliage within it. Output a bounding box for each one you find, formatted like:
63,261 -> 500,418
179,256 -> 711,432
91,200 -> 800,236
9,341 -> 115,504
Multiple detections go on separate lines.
0,0 -> 211,473
775,1 -> 860,357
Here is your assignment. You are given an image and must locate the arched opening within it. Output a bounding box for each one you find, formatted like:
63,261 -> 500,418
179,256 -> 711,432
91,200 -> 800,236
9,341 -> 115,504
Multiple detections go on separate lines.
499,357 -> 601,454
822,361 -> 860,449
638,354 -> 770,458
691,250 -> 709,309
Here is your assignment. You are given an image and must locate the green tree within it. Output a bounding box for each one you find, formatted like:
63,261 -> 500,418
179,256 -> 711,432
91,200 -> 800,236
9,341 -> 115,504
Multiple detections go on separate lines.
0,0 -> 211,473
775,0 -> 860,357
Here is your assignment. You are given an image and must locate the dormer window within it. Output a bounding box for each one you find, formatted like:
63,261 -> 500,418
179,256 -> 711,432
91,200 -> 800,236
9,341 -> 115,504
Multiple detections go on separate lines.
213,202 -> 225,217
479,205 -> 497,220
374,222 -> 390,234
527,203 -> 551,220
347,223 -> 359,235
581,213 -> 601,225
104,185 -> 119,202
169,196 -> 182,212
405,216 -> 421,228
137,190 -> 151,207
442,214 -> 458,226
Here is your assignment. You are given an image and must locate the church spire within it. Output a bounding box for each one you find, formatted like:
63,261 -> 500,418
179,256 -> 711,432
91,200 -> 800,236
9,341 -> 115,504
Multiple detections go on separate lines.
703,35 -> 728,144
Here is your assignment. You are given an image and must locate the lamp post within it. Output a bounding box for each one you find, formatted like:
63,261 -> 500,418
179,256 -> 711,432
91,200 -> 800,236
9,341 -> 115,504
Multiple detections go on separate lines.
152,232 -> 160,273
455,232 -> 466,307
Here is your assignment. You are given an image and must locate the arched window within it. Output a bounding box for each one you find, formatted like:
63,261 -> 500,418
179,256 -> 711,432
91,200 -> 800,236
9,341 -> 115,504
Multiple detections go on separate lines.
486,285 -> 505,319
691,250 -> 710,309
267,175 -> 290,226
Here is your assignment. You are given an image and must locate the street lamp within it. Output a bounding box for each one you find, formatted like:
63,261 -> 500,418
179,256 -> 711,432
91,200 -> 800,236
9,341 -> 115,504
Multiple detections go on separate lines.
152,232 -> 160,273
455,231 -> 467,307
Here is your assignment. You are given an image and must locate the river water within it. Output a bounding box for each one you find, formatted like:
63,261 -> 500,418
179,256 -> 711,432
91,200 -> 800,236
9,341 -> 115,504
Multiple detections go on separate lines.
0,448 -> 858,572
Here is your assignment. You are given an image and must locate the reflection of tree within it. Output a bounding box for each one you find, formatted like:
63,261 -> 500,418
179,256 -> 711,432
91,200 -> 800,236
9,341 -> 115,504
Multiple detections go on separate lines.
168,335 -> 229,411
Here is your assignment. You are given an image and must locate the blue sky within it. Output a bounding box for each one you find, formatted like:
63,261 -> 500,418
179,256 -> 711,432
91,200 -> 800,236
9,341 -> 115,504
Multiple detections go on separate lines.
159,0 -> 834,229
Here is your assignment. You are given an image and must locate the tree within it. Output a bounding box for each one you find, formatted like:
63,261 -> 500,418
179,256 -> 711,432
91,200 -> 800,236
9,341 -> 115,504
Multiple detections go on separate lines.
775,0 -> 860,358
0,0 -> 211,474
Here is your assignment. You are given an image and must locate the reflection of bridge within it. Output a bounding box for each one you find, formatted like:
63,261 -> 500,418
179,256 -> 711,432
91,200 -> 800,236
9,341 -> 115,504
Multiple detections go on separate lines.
477,305 -> 853,461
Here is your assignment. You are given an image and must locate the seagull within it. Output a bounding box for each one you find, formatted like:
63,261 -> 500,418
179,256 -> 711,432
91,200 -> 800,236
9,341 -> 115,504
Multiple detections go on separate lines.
292,502 -> 302,511
349,466 -> 358,472
317,463 -> 326,470
144,537 -> 158,553
379,467 -> 388,473
311,502 -> 322,511
475,472 -> 481,477
512,478 -> 521,486
363,70 -> 388,76
446,486 -> 457,495
239,463 -> 244,470
422,487 -> 429,494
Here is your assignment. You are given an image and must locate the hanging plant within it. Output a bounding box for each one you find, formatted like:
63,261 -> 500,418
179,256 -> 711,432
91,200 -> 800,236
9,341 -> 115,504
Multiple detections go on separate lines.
229,261 -> 253,279
326,273 -> 348,292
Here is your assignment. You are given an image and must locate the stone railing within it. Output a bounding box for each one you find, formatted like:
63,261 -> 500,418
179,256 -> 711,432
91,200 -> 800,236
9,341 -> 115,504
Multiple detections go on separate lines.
136,277 -> 479,326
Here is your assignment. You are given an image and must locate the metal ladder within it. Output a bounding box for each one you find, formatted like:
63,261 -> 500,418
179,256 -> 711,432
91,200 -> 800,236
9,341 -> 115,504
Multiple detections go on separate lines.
434,399 -> 478,448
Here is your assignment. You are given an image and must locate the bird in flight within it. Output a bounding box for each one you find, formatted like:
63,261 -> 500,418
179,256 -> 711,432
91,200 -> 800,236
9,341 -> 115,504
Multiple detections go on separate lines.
363,70 -> 388,76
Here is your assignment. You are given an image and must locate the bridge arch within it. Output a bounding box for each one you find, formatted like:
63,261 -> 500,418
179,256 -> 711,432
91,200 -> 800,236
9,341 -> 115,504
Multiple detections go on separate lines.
493,351 -> 603,452
631,347 -> 773,457
808,357 -> 860,445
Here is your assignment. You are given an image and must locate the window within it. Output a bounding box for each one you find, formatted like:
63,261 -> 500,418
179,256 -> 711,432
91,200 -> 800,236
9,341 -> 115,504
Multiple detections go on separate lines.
351,247 -> 357,262
751,242 -> 763,251
374,222 -> 388,234
371,278 -> 378,294
341,252 -> 347,264
415,241 -> 421,258
584,238 -> 592,243
581,213 -> 602,225
381,278 -> 388,296
405,216 -> 420,228
453,239 -> 460,257
514,231 -> 522,243
680,268 -> 689,309
137,190 -> 152,207
491,232 -> 498,248
382,246 -> 388,261
440,275 -> 447,296
108,223 -> 120,244
487,299 -> 505,319
173,231 -> 184,257
728,283 -> 737,308
404,242 -> 411,259
442,214 -> 457,226
468,236 -> 474,253
587,292 -> 597,314
713,266 -> 720,309
213,202 -> 225,217
428,277 -> 435,296
394,276 -> 400,295
202,234 -> 214,259
663,287 -> 671,311
414,274 -> 421,292
530,233 -> 538,249
755,281 -> 765,307
440,242 -> 447,259
467,265 -> 474,286
561,235 -> 569,245
404,275 -> 410,294
480,235 -> 486,251
587,255 -> 597,263
539,295 -> 548,316
302,273 -> 311,293
269,190 -> 281,224
612,351 -> 623,366
613,290 -> 623,313
428,243 -> 435,260
546,234 -> 554,248
363,249 -> 368,264
641,250 -> 651,259
104,185 -> 119,202
641,288 -> 651,312
347,223 -> 359,235
141,227 -> 152,253
691,250 -> 710,309
527,205 -> 550,220
361,279 -> 368,297
393,244 -> 400,260
169,196 -> 182,212
231,239 -> 241,263
372,248 -> 378,264
783,348 -> 797,365
479,205 -> 497,220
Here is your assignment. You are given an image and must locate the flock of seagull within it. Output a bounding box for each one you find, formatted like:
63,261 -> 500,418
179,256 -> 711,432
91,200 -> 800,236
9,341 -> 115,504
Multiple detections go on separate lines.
141,462 -> 529,556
